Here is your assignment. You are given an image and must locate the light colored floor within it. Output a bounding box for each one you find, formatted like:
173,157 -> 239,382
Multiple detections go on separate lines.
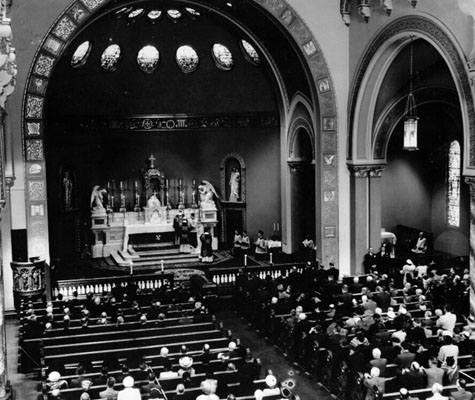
6,318 -> 39,400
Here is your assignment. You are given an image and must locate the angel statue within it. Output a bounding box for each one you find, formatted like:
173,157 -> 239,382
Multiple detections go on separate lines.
198,181 -> 218,210
90,185 -> 107,212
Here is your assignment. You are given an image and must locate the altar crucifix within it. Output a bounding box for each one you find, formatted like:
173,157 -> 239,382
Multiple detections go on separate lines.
143,154 -> 166,206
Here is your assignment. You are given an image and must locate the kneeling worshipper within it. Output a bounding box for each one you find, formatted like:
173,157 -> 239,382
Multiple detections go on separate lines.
412,232 -> 427,254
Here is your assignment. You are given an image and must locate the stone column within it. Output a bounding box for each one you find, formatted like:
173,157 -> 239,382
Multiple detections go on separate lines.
464,177 -> 475,318
288,159 -> 306,253
368,166 -> 385,252
348,164 -> 385,275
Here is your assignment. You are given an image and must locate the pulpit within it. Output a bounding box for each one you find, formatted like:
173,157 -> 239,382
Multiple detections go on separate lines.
11,259 -> 46,298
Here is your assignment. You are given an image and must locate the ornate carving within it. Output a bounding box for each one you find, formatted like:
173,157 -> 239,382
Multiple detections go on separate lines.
324,170 -> 336,188
280,9 -> 294,26
348,164 -> 385,178
28,181 -> 46,201
26,122 -> 41,136
68,2 -> 89,23
303,40 -> 317,57
317,77 -> 331,93
29,77 -> 47,95
26,95 -> 44,118
287,160 -> 306,174
323,116 -> 336,131
464,176 -> 475,197
80,0 -> 106,10
323,190 -> 336,202
33,54 -> 54,77
349,16 -> 475,165
323,132 -> 337,152
43,36 -> 63,55
26,140 -> 44,161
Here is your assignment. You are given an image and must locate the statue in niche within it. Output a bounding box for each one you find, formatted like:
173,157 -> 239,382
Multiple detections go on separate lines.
228,168 -> 240,202
90,185 -> 107,212
62,171 -> 73,209
198,181 -> 218,210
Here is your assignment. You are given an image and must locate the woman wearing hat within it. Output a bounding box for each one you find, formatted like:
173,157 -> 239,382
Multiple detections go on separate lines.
47,371 -> 69,391
178,356 -> 195,377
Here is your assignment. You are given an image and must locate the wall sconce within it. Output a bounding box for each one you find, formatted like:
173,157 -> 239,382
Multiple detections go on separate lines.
340,0 -> 351,26
403,36 -> 419,151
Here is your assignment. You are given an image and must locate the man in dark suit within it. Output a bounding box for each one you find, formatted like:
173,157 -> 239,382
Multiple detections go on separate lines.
363,247 -> 378,275
336,285 -> 354,316
451,379 -> 474,400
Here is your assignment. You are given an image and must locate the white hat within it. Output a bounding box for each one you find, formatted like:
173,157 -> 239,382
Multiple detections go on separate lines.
265,374 -> 277,388
160,347 -> 169,357
399,307 -> 407,315
387,311 -> 396,320
375,307 -> 383,315
271,297 -> 278,304
295,306 -> 303,314
228,341 -> 237,350
254,389 -> 264,400
48,371 -> 61,382
179,356 -> 193,369
299,313 -> 306,320
123,376 -> 134,388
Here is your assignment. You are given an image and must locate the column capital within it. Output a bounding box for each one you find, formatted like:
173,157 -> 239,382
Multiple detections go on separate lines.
287,159 -> 306,175
348,164 -> 385,178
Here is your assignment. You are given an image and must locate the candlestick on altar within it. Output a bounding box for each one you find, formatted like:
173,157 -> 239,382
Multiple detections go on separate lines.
161,260 -> 164,272
129,261 -> 133,275
270,252 -> 273,265
134,181 -> 138,189
244,254 -> 248,266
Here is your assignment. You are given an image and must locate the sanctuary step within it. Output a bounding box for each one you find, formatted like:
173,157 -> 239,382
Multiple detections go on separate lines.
110,242 -> 200,270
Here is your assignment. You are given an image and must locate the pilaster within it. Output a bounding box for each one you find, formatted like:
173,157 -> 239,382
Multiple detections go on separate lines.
464,176 -> 475,318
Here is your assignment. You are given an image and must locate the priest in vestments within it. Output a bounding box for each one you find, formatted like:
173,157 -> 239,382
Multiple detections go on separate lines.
200,228 -> 213,263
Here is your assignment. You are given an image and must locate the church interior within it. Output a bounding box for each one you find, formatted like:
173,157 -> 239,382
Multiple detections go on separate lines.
0,0 -> 474,399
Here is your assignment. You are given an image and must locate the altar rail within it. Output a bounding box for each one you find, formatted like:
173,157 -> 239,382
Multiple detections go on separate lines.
54,264 -> 306,299
54,272 -> 174,299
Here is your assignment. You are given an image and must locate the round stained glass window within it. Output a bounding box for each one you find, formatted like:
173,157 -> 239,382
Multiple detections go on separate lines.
167,9 -> 182,21
147,10 -> 162,20
71,41 -> 92,68
128,8 -> 144,19
185,7 -> 200,17
115,6 -> 133,18
240,39 -> 260,66
212,43 -> 233,71
137,45 -> 159,73
176,45 -> 199,73
101,44 -> 122,72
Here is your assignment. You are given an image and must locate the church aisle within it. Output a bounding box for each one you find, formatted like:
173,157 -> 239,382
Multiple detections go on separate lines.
6,318 -> 39,400
216,311 -> 334,400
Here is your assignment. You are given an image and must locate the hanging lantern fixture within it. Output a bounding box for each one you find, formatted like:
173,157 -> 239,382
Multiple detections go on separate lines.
403,36 -> 419,151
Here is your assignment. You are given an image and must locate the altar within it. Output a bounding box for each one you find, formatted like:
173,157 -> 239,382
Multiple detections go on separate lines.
90,155 -> 220,259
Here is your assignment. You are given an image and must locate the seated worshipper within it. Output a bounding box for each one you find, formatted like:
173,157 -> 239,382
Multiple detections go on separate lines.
363,367 -> 394,400
196,379 -> 219,400
450,379 -> 474,400
141,373 -> 161,396
369,348 -> 387,377
423,358 -> 445,389
412,232 -> 427,254
99,377 -> 119,400
427,383 -> 449,400
47,371 -> 69,391
262,374 -> 281,397
254,230 -> 268,259
177,356 -> 195,377
399,388 -> 420,400
118,376 -> 141,400
401,361 -> 426,391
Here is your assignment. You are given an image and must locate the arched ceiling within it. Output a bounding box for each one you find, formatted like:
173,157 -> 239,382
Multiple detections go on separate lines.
45,0 -> 313,118
374,38 -> 457,128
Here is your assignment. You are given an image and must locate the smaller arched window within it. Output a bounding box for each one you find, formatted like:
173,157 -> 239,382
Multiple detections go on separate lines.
447,140 -> 461,227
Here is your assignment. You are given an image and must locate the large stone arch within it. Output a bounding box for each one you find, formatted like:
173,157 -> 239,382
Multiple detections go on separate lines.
346,14 -> 475,274
21,0 -> 339,266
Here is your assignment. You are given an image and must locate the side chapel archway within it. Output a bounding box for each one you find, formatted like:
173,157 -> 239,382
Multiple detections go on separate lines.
21,0 -> 339,266
347,14 -> 475,299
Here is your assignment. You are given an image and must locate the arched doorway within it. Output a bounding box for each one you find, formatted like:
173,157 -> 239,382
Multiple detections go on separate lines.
347,16 -> 474,274
21,0 -> 339,267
